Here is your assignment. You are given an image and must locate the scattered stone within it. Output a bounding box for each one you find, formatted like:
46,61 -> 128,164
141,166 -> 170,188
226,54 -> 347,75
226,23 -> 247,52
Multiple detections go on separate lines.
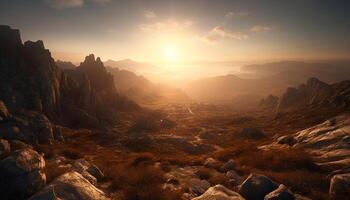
220,159 -> 236,172
239,174 -> 278,200
192,184 -> 245,200
264,184 -> 295,200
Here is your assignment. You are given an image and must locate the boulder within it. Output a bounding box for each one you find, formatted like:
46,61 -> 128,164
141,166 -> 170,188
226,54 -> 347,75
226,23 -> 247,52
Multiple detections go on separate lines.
73,159 -> 104,182
0,139 -> 10,157
29,171 -> 110,200
204,157 -> 219,168
192,184 -> 245,200
236,127 -> 266,140
264,184 -> 295,200
189,178 -> 211,195
0,148 -> 46,199
239,174 -> 278,200
329,173 -> 350,199
220,159 -> 236,172
0,148 -> 45,177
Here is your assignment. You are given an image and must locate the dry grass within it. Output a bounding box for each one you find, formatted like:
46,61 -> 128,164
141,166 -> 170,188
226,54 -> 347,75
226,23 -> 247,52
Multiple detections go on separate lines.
101,154 -> 182,200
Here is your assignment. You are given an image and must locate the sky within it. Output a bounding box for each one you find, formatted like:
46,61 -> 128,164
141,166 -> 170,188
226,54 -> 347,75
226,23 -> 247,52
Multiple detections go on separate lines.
1,0 -> 350,64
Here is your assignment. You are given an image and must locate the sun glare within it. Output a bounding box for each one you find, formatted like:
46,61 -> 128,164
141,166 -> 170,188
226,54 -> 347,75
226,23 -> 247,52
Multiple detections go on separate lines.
163,46 -> 179,62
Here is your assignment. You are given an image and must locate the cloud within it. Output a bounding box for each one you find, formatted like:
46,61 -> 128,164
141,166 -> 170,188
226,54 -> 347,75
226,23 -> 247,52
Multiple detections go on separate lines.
90,0 -> 111,3
225,11 -> 250,19
45,0 -> 84,9
250,25 -> 272,33
139,19 -> 193,33
145,11 -> 156,19
45,0 -> 111,9
203,25 -> 248,44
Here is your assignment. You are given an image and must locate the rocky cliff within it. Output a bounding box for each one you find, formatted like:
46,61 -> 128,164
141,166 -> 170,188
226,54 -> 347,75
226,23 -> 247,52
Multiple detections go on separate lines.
0,25 -> 138,129
260,77 -> 350,112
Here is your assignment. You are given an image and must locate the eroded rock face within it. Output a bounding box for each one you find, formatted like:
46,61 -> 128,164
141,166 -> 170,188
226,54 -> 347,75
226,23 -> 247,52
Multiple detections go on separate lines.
329,173 -> 350,200
264,114 -> 350,170
192,184 -> 245,200
29,171 -> 109,200
0,148 -> 46,199
238,174 -> 278,200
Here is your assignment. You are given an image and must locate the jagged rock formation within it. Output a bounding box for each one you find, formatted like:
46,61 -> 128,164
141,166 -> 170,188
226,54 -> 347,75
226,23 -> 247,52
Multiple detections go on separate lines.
77,54 -> 116,93
56,60 -> 76,70
277,78 -> 350,111
260,77 -> 350,112
0,25 -> 139,129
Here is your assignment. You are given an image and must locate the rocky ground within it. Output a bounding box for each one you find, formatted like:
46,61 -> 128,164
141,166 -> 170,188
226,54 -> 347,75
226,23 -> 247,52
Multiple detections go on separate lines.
2,101 -> 344,200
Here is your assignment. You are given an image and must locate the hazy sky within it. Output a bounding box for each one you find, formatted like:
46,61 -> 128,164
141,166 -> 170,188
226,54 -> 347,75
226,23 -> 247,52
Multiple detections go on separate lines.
1,0 -> 350,63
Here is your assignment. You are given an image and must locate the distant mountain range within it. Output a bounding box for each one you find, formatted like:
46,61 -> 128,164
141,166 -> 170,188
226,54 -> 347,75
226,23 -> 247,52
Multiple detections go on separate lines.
184,61 -> 350,105
104,59 -> 158,73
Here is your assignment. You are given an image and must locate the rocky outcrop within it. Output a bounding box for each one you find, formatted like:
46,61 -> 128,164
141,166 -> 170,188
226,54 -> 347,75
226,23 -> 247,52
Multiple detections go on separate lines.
277,78 -> 350,111
238,174 -> 278,200
192,184 -> 244,200
329,173 -> 350,200
0,148 -> 46,199
77,54 -> 116,93
264,114 -> 350,170
29,171 -> 109,200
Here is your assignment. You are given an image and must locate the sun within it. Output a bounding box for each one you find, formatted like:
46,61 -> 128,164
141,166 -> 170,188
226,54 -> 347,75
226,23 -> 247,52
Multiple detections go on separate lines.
163,46 -> 179,62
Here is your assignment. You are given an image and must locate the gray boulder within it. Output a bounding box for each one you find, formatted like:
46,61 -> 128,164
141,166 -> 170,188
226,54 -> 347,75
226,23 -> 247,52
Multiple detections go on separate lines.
192,184 -> 245,200
264,184 -> 295,200
329,173 -> 350,199
239,174 -> 278,200
0,148 -> 46,199
29,171 -> 110,200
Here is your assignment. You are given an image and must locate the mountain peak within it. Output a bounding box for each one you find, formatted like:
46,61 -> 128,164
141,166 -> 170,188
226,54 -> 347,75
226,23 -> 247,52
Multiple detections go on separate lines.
0,25 -> 22,53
